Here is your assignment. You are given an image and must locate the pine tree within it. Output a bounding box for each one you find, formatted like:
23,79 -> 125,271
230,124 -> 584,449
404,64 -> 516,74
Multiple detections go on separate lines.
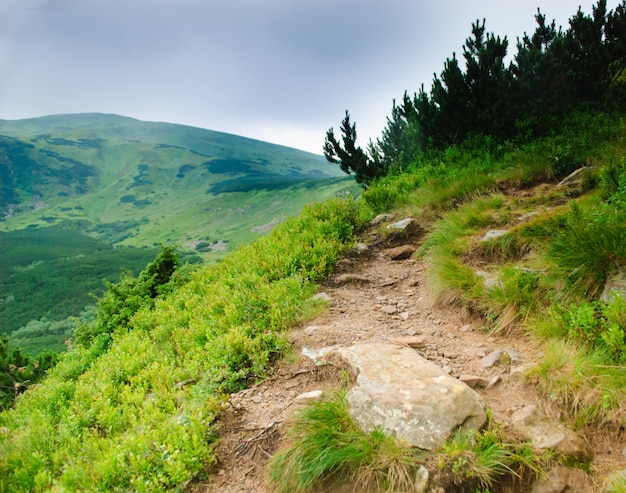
323,111 -> 386,185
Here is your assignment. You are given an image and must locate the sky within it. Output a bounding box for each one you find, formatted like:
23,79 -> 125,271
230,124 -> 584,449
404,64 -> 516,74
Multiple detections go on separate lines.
0,0 -> 620,154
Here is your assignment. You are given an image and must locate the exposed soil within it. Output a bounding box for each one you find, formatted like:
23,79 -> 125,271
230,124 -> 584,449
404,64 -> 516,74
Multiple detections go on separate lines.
188,222 -> 626,493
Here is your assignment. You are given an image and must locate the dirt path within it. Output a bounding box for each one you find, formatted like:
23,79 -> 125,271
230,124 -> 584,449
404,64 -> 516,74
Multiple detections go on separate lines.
189,230 -> 625,492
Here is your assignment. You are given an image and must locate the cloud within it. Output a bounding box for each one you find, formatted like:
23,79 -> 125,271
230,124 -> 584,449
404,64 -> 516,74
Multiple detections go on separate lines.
0,0 -> 619,153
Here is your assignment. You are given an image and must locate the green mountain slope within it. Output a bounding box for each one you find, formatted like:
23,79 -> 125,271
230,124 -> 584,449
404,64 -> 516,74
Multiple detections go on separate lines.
0,114 -> 356,342
0,113 -> 353,253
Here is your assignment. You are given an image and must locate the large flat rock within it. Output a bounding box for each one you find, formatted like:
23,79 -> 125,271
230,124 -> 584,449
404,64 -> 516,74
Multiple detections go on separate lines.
334,343 -> 487,450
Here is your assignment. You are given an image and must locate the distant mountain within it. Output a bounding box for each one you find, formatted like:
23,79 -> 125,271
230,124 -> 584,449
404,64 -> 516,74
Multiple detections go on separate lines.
0,113 -> 354,255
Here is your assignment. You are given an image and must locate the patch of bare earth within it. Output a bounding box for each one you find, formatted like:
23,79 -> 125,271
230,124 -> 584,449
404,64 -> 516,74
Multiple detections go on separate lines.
188,229 -> 626,493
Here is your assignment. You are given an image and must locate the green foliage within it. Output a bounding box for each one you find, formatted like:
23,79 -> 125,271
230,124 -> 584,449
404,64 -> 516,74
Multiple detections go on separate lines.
324,111 -> 386,186
483,266 -> 549,332
440,426 -> 543,492
528,339 -> 626,427
0,334 -> 59,410
546,201 -> 626,299
353,0 -> 626,177
270,395 -> 544,493
74,245 -> 182,349
0,228 -> 165,336
0,197 -> 361,491
548,295 -> 626,363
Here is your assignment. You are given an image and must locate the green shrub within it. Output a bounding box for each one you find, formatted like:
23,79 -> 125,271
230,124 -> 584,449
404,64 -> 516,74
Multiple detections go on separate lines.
0,197 -> 361,491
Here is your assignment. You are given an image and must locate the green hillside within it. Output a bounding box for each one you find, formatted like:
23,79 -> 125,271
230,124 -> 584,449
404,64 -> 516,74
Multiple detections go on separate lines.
0,114 -> 355,343
0,113 -> 352,252
1,2 -> 626,491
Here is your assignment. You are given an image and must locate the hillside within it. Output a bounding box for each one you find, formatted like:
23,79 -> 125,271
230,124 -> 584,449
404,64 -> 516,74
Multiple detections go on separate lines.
1,112 -> 625,491
0,113 -> 353,253
0,114 -> 356,346
2,2 -> 626,491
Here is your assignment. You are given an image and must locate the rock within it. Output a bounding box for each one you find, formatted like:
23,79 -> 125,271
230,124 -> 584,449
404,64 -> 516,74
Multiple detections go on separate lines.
557,166 -> 590,187
304,325 -> 323,335
481,229 -> 508,242
458,374 -> 489,389
301,345 -> 339,362
481,349 -> 503,368
475,270 -> 502,290
531,465 -> 594,493
518,211 -> 540,222
386,217 -> 414,231
505,347 -> 526,364
353,242 -> 369,254
335,273 -> 370,285
389,336 -> 426,349
510,405 -> 594,463
399,311 -> 410,321
371,213 -> 394,225
509,362 -> 536,382
601,268 -> 626,302
250,394 -> 263,404
486,375 -> 501,389
311,292 -> 332,303
380,305 -> 398,315
415,465 -> 430,492
465,347 -> 487,358
385,245 -> 417,260
295,390 -> 323,401
334,343 -> 487,450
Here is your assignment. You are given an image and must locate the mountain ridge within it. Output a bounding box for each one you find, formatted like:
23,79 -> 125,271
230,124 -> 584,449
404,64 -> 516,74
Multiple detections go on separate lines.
0,112 -> 353,254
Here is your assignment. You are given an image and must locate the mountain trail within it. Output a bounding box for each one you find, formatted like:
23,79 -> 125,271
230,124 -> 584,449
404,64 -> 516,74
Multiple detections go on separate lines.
188,225 -> 625,493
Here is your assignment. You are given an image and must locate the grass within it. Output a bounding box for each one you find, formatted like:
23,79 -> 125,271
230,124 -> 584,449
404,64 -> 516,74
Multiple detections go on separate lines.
268,395 -> 545,493
0,197 -> 364,492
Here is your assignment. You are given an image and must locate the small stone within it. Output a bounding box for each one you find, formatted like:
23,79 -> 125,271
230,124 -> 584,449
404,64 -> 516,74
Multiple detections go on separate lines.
312,292 -> 332,303
459,374 -> 489,389
371,213 -> 394,225
250,395 -> 263,404
481,349 -> 503,368
295,390 -> 323,401
486,375 -> 501,389
305,325 -> 323,335
510,362 -> 537,382
381,305 -> 397,315
465,347 -> 487,358
505,347 -> 526,364
385,245 -> 417,260
354,242 -> 369,254
399,311 -> 410,321
481,229 -> 508,242
386,217 -> 414,231
459,324 -> 472,332
390,336 -> 426,349
301,345 -> 339,362
557,166 -> 590,187
511,405 -> 594,463
335,273 -> 370,285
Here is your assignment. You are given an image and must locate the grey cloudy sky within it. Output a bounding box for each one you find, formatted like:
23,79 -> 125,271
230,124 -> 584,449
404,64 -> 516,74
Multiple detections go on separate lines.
0,0 -> 619,154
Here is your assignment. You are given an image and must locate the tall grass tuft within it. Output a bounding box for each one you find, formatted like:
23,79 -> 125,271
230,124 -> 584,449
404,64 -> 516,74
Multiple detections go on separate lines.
268,394 -> 424,493
546,201 -> 626,300
527,339 -> 626,429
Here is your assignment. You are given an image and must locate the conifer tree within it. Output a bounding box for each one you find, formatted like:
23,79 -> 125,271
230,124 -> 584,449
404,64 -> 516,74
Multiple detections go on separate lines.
324,111 -> 386,185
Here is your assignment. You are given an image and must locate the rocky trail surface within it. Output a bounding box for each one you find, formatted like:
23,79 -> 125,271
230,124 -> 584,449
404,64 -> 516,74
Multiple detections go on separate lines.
189,222 -> 626,493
